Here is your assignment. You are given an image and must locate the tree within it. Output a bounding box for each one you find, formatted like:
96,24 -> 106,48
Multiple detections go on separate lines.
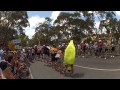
95,11 -> 116,37
34,17 -> 53,45
0,11 -> 29,46
32,11 -> 120,45
18,34 -> 30,47
54,11 -> 95,43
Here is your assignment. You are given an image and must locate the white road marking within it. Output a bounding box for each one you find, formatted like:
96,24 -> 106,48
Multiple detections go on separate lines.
74,65 -> 120,71
29,68 -> 34,79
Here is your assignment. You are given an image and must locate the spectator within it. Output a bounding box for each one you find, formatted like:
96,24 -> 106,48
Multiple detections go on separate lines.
97,40 -> 103,57
0,68 -> 6,79
0,61 -> 15,79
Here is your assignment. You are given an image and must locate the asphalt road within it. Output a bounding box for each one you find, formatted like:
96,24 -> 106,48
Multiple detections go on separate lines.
30,56 -> 120,79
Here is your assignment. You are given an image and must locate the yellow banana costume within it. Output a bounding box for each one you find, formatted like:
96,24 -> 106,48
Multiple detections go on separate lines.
64,40 -> 76,64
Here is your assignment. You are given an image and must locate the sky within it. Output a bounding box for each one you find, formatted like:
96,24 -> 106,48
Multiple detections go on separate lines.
25,11 -> 62,39
25,11 -> 120,39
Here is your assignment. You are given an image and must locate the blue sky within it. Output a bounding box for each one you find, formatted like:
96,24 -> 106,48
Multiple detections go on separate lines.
27,11 -> 75,18
25,11 -> 72,39
25,11 -> 120,39
27,11 -> 52,18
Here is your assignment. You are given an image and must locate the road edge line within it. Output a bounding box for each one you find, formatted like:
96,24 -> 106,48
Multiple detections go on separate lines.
29,68 -> 34,79
74,65 -> 120,71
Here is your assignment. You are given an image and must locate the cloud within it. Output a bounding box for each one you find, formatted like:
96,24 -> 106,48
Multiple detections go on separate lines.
93,21 -> 107,34
25,27 -> 35,39
92,21 -> 100,34
88,11 -> 92,13
95,21 -> 100,28
25,16 -> 45,39
25,12 -> 61,39
28,16 -> 45,27
116,11 -> 120,16
50,11 -> 61,24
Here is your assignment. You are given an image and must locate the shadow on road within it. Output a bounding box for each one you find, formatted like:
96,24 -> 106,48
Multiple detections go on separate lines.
71,73 -> 84,78
44,63 -> 52,67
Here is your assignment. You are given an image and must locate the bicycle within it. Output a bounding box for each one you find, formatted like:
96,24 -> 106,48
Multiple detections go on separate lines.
62,63 -> 74,77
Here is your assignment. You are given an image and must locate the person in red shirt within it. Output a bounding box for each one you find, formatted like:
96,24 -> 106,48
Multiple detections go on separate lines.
97,40 -> 103,57
80,41 -> 86,58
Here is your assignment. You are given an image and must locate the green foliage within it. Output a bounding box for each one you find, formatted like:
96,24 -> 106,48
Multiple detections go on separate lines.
31,11 -> 120,45
0,11 -> 29,46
